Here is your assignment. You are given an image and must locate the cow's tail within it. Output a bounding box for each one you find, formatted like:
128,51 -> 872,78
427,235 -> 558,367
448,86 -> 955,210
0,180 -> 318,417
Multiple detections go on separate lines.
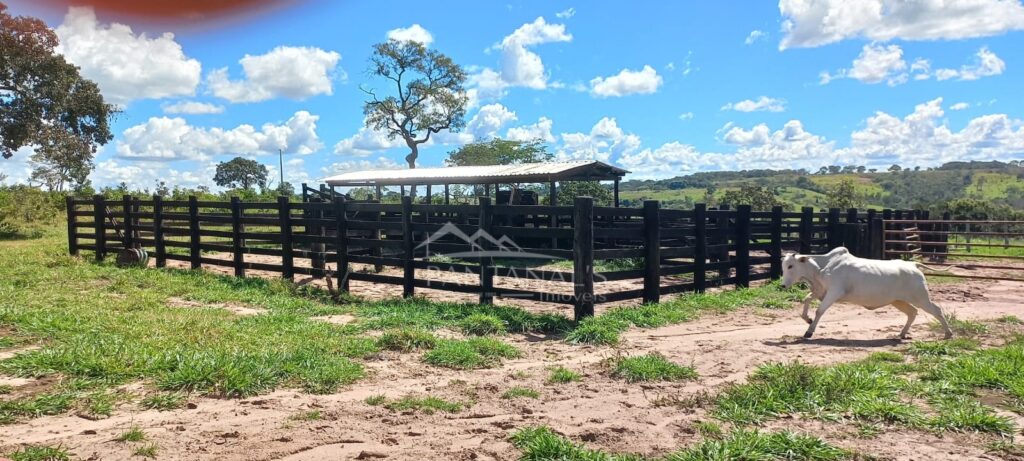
915,262 -> 961,274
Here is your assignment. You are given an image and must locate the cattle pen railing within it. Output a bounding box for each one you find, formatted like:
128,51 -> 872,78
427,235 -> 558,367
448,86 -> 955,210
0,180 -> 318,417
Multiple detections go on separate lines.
883,215 -> 1024,283
67,194 -> 904,320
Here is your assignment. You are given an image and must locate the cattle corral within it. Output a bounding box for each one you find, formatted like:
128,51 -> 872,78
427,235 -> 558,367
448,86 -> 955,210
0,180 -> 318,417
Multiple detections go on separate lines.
1,195 -> 1023,460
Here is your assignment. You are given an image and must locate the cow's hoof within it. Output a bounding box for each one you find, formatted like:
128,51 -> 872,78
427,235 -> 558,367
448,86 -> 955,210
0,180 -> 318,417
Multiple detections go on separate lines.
802,317 -> 812,325
944,332 -> 954,340
899,335 -> 911,340
803,331 -> 814,339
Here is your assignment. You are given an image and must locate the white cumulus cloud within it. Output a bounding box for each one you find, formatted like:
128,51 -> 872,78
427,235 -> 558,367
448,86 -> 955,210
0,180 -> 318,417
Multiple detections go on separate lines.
507,117 -> 556,142
589,65 -> 663,98
466,17 -> 571,106
161,101 -> 225,115
949,102 -> 970,111
556,7 -> 576,18
779,0 -> 1024,49
557,117 -> 641,162
386,24 -> 434,45
54,7 -> 201,105
207,46 -> 342,103
116,111 -> 323,161
934,47 -> 1006,81
745,30 -> 766,45
722,96 -> 786,112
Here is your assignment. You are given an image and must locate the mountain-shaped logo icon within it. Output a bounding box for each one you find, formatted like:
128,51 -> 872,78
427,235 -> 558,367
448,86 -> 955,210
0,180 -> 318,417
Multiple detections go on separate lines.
416,222 -> 556,259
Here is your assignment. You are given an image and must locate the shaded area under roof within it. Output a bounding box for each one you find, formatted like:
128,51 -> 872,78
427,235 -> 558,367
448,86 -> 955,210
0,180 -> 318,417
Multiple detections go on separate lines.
322,160 -> 629,187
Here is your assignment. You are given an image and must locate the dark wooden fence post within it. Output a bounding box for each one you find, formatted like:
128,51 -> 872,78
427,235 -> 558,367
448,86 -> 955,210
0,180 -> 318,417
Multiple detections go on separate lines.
827,207 -> 841,249
401,195 -> 415,298
870,217 -> 884,259
312,204 -> 326,279
846,208 -> 858,224
642,200 -> 660,304
230,197 -> 244,277
334,196 -> 349,291
717,204 -> 731,279
573,196 -> 595,320
66,196 -> 78,256
693,204 -> 707,292
769,205 -> 782,280
799,206 -> 814,254
93,194 -> 106,261
735,205 -> 751,288
121,194 -> 134,249
188,195 -> 201,269
478,196 -> 494,304
153,195 -> 166,268
278,196 -> 294,280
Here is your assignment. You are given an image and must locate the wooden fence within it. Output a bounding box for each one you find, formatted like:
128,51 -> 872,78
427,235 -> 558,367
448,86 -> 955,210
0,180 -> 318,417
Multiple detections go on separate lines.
66,194 -> 904,320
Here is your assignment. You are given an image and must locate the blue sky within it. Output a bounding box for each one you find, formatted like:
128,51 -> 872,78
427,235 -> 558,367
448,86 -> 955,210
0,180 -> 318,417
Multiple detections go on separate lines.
4,0 -> 1024,188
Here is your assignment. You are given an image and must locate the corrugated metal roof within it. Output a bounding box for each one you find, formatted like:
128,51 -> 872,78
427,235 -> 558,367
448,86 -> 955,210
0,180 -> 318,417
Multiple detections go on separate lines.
322,160 -> 628,186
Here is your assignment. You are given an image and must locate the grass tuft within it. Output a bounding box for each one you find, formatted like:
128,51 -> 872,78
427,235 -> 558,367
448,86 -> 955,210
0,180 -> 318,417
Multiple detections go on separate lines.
423,338 -> 520,370
611,354 -> 698,383
510,426 -> 853,461
501,387 -> 540,399
140,392 -> 186,411
458,314 -> 506,336
289,410 -> 322,421
547,366 -> 582,384
907,338 -> 978,357
375,328 -> 438,352
383,395 -> 463,414
115,426 -> 146,442
7,445 -> 71,461
364,395 -> 386,406
133,443 -> 158,458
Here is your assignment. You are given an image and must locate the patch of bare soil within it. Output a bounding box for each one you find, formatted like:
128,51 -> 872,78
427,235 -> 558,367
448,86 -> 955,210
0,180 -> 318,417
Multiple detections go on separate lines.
167,297 -> 268,316
3,270 -> 1024,459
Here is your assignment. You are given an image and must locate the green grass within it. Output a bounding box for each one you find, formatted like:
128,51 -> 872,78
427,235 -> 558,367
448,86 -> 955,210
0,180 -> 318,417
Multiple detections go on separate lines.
996,315 -> 1023,325
133,443 -> 158,458
510,426 -> 854,461
375,328 -> 438,351
289,410 -> 322,421
907,338 -> 978,357
382,395 -> 463,414
501,386 -> 540,399
547,366 -> 582,384
611,354 -> 698,383
115,426 -> 146,442
364,395 -> 387,406
140,392 -> 187,411
351,297 -> 572,334
714,340 -> 1024,434
940,316 -> 989,337
458,314 -> 507,336
692,420 -> 723,439
6,445 -> 71,461
422,338 -> 521,369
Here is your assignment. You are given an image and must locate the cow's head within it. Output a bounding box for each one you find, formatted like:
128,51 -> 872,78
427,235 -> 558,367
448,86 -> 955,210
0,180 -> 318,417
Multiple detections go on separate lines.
780,253 -> 812,288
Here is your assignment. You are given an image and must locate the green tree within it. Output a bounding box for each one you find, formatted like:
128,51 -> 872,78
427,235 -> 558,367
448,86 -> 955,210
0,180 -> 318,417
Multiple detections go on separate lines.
558,181 -> 612,206
213,157 -> 268,190
719,184 -> 781,210
362,40 -> 467,170
1,3 -> 114,187
824,178 -> 864,209
446,139 -> 551,166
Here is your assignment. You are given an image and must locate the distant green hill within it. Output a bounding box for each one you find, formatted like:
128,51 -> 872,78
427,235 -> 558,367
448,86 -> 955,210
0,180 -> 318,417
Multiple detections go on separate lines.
618,160 -> 1024,212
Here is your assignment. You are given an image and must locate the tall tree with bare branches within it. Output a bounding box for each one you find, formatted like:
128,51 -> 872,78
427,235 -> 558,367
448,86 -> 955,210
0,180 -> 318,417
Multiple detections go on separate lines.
362,40 -> 467,172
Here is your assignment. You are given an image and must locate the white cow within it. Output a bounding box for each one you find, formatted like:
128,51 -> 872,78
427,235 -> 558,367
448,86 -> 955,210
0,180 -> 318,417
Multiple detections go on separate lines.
781,247 -> 954,340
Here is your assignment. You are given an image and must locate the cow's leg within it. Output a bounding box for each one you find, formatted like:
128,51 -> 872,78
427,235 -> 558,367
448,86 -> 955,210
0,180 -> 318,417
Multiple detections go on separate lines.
912,298 -> 954,339
804,290 -> 842,339
892,301 -> 917,340
801,292 -> 815,324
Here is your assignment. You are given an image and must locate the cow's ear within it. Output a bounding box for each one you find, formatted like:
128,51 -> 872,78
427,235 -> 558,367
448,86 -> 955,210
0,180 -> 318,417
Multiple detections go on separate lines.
798,256 -> 808,263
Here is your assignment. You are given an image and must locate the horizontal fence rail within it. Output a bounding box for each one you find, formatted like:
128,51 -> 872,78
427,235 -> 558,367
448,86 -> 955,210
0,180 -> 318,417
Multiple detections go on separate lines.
68,193 -> 911,320
883,215 -> 1024,282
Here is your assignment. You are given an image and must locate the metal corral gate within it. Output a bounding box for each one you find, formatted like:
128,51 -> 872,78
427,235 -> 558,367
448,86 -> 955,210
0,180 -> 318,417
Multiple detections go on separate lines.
883,217 -> 1024,283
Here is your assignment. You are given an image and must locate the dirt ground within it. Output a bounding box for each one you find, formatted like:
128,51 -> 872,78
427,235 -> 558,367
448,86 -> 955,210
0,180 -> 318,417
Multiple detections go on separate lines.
2,259 -> 1024,460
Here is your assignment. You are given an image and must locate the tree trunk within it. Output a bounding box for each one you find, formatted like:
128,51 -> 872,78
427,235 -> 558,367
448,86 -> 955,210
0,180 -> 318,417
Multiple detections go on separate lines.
405,143 -> 418,196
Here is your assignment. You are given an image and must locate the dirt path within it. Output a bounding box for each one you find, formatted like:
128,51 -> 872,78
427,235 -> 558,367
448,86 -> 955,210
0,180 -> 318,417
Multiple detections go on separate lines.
2,280 -> 1023,460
